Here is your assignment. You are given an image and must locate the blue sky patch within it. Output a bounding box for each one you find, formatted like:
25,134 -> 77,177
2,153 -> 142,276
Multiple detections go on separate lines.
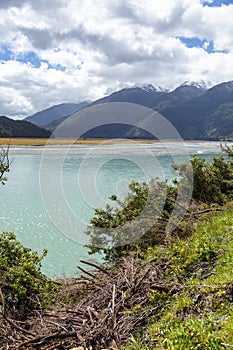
177,36 -> 228,54
177,36 -> 207,49
0,46 -> 66,71
17,51 -> 41,68
202,0 -> 233,7
177,36 -> 213,52
47,63 -> 66,71
0,45 -> 13,61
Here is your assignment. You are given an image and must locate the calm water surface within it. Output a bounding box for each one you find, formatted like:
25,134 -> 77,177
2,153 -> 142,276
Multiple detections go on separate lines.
0,141 -> 224,277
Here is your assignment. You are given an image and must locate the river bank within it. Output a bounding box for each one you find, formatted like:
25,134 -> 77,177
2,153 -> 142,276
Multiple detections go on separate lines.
1,203 -> 233,349
1,146 -> 233,348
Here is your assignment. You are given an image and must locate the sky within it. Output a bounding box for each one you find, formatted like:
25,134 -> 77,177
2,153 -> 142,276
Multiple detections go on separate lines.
0,0 -> 233,119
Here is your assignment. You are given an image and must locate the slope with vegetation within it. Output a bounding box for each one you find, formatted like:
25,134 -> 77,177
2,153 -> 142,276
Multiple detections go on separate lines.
125,204 -> 233,349
0,116 -> 51,138
1,145 -> 233,349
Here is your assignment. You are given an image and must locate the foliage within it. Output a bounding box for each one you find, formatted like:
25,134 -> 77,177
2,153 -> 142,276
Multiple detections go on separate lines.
124,204 -> 233,349
0,145 -> 10,185
0,232 -> 58,318
87,144 -> 233,261
86,178 -> 178,261
174,151 -> 233,204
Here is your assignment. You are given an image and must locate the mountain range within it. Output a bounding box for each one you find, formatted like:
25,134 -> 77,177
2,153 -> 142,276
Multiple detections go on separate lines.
1,80 -> 233,140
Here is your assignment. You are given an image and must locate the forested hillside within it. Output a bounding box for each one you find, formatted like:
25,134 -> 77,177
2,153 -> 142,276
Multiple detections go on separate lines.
0,116 -> 51,138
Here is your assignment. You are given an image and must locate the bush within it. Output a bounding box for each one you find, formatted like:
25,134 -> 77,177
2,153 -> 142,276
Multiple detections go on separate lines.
86,178 -> 178,261
0,232 -> 58,318
86,145 -> 233,262
174,153 -> 233,204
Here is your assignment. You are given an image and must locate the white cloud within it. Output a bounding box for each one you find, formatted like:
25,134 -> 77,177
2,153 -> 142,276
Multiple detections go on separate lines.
0,0 -> 233,119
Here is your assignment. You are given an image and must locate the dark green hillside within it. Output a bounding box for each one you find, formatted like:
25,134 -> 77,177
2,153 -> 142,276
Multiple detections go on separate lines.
204,102 -> 233,140
161,81 -> 233,139
0,116 -> 51,138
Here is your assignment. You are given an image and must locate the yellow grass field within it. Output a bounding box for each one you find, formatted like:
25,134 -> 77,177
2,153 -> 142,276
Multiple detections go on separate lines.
0,138 -> 156,146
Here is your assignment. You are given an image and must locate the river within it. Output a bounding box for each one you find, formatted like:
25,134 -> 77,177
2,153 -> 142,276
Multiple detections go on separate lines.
0,141 -> 227,277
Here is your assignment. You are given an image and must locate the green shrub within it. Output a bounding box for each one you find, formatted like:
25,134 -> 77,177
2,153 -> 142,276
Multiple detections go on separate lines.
86,145 -> 233,262
174,154 -> 233,204
86,179 -> 178,261
0,232 -> 58,318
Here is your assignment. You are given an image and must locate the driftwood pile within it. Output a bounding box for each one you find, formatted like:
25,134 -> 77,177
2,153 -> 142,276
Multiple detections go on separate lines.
0,255 -> 180,350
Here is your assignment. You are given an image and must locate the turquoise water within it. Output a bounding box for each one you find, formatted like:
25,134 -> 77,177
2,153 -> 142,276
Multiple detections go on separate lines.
0,142 -> 223,277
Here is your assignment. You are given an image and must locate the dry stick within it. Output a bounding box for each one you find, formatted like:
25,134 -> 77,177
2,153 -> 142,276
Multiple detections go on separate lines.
80,259 -> 110,274
0,287 -> 5,313
2,313 -> 36,337
169,196 -> 222,219
53,310 -> 85,324
193,207 -> 223,215
111,284 -> 117,330
45,320 -> 70,332
77,265 -> 95,278
169,197 -> 199,219
17,331 -> 77,349
43,344 -> 61,350
62,278 -> 89,284
150,283 -> 180,294
134,267 -> 151,291
87,306 -> 94,325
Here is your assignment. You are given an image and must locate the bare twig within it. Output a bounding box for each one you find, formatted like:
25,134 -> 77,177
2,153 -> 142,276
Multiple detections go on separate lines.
77,266 -> 95,278
17,331 -> 77,349
80,259 -> 110,274
3,314 -> 36,337
193,208 -> 223,215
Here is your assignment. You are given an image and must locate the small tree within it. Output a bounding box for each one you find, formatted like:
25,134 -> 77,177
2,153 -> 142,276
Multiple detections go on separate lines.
0,145 -> 10,185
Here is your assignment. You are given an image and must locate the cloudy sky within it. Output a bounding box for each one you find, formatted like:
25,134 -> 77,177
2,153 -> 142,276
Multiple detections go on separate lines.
0,0 -> 233,119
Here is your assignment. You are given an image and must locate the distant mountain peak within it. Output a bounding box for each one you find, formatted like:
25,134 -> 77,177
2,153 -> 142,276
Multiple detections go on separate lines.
180,80 -> 209,91
220,80 -> 233,87
140,84 -> 167,93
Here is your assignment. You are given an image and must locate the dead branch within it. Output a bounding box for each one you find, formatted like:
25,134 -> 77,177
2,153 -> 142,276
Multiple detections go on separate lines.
77,266 -> 95,278
192,207 -> 223,215
79,259 -> 110,274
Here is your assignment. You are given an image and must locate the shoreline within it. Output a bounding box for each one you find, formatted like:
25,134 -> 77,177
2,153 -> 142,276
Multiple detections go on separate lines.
1,138 -> 227,157
0,137 -> 229,147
